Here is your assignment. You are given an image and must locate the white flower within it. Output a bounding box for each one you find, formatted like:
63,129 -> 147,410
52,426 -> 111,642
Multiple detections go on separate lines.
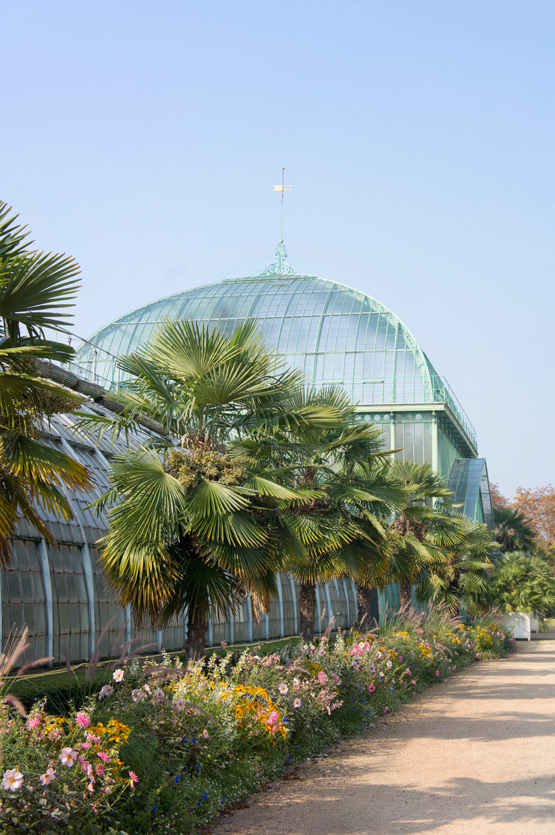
293,677 -> 300,687
278,683 -> 288,695
2,769 -> 23,791
152,687 -> 165,702
60,748 -> 78,767
113,669 -> 124,683
203,728 -> 210,739
175,698 -> 186,711
293,698 -> 302,709
386,660 -> 393,669
98,684 -> 114,700
40,768 -> 56,786
131,688 -> 146,702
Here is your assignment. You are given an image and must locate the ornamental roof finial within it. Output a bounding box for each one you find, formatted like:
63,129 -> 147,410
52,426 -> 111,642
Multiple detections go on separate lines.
260,167 -> 296,275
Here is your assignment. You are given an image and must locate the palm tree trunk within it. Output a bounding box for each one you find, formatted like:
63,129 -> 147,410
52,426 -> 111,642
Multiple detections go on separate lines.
400,580 -> 413,610
299,581 -> 316,640
356,583 -> 380,630
186,612 -> 208,659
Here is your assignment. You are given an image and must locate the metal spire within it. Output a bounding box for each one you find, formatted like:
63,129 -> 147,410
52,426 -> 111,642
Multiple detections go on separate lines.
261,167 -> 295,275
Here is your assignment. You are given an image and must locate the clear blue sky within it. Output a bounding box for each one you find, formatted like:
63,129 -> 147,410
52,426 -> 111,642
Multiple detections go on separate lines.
2,0 -> 554,498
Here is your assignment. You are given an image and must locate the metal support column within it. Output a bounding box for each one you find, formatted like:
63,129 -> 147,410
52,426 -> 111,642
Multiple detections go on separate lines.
247,595 -> 253,643
432,413 -> 439,472
38,538 -> 54,665
124,604 -> 132,650
276,574 -> 285,637
315,585 -> 321,635
228,606 -> 235,645
324,583 -> 333,630
80,541 -> 97,659
288,575 -> 298,634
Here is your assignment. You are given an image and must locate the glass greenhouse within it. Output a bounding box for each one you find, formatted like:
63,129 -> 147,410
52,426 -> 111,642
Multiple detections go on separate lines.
4,246 -> 493,665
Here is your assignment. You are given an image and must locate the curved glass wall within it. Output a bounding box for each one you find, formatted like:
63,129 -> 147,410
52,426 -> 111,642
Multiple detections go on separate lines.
73,273 -> 476,448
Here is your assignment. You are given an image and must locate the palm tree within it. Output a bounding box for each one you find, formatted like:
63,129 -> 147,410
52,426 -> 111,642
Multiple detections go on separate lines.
489,552 -> 555,618
233,389 -> 401,639
0,202 -> 92,562
494,505 -> 536,553
386,460 -> 460,609
81,319 -> 346,656
416,517 -> 496,614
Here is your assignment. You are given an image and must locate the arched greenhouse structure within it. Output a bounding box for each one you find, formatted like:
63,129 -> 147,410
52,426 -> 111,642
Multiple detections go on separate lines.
4,245 -> 491,664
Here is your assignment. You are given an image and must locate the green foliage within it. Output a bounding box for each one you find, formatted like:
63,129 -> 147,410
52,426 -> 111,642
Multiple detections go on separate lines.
494,504 -> 536,553
0,201 -> 91,562
488,552 -> 555,617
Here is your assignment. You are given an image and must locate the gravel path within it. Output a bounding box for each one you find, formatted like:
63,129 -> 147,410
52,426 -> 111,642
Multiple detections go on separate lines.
214,637 -> 555,835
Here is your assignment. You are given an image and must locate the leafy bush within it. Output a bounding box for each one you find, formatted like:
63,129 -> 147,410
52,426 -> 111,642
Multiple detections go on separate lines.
489,552 -> 555,618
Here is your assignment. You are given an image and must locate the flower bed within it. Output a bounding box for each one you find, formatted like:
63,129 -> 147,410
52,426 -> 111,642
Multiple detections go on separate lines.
0,614 -> 514,834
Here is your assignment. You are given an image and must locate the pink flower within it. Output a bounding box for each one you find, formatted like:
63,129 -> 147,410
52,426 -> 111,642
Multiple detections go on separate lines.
411,680 -> 416,685
2,769 -> 23,791
40,767 -> 56,786
293,697 -> 302,708
129,770 -> 139,784
60,748 -> 78,767
384,706 -> 389,713
203,729 -> 210,739
266,711 -> 279,726
317,671 -> 328,685
75,711 -> 91,728
331,673 -> 339,682
96,763 -> 106,776
405,668 -> 411,675
368,683 -> 375,693
97,751 -> 111,763
416,629 -> 423,634
436,670 -> 440,676
27,716 -> 41,729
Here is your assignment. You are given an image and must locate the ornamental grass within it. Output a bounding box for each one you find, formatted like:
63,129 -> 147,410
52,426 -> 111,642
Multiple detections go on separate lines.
0,612 -> 514,834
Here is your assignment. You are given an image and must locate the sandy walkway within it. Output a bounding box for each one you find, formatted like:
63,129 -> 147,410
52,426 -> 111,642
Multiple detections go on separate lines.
214,637 -> 555,835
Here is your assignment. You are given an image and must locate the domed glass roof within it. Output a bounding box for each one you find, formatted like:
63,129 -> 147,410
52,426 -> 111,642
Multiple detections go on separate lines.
74,252 -> 476,447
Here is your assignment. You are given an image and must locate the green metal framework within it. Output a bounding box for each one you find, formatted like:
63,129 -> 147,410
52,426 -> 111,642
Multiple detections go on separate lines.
73,263 -> 478,453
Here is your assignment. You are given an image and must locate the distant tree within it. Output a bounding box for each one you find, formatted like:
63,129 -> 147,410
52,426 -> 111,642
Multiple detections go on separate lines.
536,542 -> 555,574
489,482 -> 508,510
494,505 -> 536,553
511,485 -> 555,549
